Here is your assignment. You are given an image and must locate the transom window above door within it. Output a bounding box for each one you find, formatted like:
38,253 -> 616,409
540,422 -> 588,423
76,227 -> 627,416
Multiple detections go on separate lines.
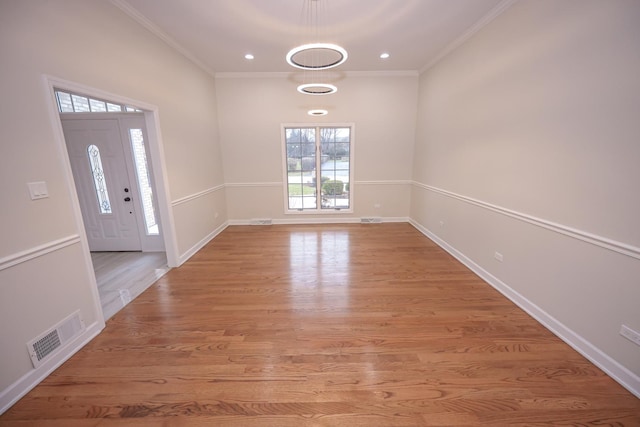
55,90 -> 143,113
283,125 -> 353,213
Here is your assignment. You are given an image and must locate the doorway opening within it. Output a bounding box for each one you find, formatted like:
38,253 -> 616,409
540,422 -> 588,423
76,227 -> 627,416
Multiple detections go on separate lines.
52,85 -> 175,320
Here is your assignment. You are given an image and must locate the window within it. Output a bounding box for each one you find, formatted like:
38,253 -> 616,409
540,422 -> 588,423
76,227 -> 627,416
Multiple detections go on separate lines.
129,129 -> 159,235
87,145 -> 112,214
284,125 -> 352,212
55,90 -> 142,113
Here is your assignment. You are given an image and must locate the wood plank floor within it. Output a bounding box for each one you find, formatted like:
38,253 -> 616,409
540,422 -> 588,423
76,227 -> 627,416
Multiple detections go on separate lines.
1,224 -> 638,426
91,251 -> 169,320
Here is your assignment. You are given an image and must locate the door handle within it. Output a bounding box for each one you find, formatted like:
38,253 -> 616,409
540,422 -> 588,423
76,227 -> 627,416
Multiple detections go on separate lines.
124,197 -> 131,202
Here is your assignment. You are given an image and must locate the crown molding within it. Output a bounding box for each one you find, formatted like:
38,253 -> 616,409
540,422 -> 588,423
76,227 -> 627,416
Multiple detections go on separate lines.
215,70 -> 419,79
111,0 -> 514,79
419,0 -> 521,74
110,0 -> 215,77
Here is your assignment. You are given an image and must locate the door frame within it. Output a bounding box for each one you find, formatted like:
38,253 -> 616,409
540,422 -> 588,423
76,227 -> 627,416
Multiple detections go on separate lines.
43,75 -> 179,269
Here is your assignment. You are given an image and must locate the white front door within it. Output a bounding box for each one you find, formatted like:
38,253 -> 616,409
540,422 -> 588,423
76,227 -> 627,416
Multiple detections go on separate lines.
63,119 -> 142,251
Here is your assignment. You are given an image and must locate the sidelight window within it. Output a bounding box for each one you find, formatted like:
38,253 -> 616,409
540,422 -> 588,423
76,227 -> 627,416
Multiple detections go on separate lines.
128,129 -> 159,235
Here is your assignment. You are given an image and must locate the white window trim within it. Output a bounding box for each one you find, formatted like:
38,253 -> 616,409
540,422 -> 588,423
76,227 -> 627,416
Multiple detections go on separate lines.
281,123 -> 355,215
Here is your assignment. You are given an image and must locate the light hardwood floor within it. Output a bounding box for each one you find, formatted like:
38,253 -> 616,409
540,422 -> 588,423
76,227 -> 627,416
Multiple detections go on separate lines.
1,224 -> 638,426
91,251 -> 169,320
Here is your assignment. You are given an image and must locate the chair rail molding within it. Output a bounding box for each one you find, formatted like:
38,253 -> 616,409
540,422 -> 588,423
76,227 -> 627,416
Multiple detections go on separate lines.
224,182 -> 282,188
412,182 -> 640,260
0,235 -> 81,272
355,180 -> 412,186
171,184 -> 225,207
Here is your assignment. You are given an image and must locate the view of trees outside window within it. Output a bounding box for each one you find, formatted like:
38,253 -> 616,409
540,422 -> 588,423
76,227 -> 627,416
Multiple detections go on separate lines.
285,126 -> 351,211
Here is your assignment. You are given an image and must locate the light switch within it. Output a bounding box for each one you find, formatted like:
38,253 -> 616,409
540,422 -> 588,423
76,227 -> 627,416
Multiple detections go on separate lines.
28,181 -> 49,200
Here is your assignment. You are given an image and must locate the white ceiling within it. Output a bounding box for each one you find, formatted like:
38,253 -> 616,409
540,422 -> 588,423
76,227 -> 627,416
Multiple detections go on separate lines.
115,0 -> 510,75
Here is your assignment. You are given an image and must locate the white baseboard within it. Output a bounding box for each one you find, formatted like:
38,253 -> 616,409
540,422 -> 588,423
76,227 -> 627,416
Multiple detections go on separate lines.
228,218 -> 359,226
228,216 -> 410,226
0,320 -> 104,415
377,217 -> 410,223
177,221 -> 229,266
409,219 -> 640,399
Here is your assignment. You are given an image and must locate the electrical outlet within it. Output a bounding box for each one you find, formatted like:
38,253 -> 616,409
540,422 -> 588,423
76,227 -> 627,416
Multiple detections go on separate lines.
494,251 -> 504,262
620,325 -> 640,347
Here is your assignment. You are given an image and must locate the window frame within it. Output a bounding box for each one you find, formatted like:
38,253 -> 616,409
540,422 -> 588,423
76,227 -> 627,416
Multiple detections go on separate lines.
281,123 -> 355,215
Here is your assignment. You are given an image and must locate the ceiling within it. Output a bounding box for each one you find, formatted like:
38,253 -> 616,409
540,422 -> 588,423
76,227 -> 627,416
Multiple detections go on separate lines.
115,0 -> 509,75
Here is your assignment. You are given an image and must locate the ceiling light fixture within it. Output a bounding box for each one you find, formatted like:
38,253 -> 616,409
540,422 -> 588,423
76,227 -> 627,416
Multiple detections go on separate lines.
286,43 -> 348,70
286,0 -> 348,71
380,52 -> 390,59
244,53 -> 254,60
297,83 -> 337,95
289,0 -> 344,119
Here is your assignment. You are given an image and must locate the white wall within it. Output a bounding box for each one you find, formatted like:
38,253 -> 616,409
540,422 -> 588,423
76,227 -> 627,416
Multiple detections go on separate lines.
3,0 -> 638,412
411,0 -> 640,394
215,73 -> 418,222
0,0 -> 226,411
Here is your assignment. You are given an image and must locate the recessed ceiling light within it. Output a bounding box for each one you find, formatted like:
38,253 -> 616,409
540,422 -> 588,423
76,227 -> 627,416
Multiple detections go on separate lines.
308,109 -> 328,116
380,52 -> 390,59
244,53 -> 254,60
